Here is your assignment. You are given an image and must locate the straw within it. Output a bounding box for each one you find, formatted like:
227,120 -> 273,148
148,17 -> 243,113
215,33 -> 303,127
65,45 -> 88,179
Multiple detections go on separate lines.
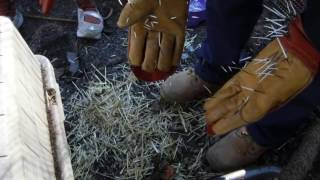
65,64 -> 210,179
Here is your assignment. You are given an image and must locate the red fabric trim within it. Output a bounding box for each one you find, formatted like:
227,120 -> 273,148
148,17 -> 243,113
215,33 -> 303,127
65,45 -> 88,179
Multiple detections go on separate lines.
281,17 -> 320,74
0,0 -> 15,17
131,66 -> 175,81
206,123 -> 215,135
76,0 -> 97,10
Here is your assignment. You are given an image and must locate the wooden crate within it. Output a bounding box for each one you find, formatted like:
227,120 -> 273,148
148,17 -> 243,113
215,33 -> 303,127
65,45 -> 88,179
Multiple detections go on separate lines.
0,17 -> 74,180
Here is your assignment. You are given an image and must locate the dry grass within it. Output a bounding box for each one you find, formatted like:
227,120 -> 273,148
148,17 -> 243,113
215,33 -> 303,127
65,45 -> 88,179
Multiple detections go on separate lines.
64,64 -> 212,179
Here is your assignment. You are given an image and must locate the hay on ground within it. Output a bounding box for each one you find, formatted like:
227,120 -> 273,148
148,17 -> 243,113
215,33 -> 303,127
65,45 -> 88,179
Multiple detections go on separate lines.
65,65 -> 212,180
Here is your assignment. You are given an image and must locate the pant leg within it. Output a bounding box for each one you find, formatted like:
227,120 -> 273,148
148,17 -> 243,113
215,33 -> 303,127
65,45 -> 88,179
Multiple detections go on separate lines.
247,75 -> 320,148
195,0 -> 263,85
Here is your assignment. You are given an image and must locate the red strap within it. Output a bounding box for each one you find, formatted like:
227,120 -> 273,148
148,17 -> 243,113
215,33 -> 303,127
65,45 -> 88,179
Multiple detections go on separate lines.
281,17 -> 320,74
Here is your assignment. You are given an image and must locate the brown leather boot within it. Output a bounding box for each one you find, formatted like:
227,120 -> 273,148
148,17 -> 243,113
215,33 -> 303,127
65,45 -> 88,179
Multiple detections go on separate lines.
206,127 -> 266,172
160,69 -> 217,103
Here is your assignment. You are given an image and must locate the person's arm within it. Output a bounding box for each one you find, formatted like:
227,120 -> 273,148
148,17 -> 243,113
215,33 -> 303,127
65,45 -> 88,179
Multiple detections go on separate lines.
205,18 -> 320,135
301,0 -> 320,52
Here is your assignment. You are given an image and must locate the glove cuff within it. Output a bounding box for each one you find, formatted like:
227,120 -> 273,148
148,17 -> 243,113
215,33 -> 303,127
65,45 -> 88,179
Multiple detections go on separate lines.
281,17 -> 320,74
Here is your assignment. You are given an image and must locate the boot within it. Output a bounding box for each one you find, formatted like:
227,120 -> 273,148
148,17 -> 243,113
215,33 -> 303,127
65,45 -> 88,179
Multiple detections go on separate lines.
206,127 -> 266,172
76,0 -> 103,39
160,69 -> 217,103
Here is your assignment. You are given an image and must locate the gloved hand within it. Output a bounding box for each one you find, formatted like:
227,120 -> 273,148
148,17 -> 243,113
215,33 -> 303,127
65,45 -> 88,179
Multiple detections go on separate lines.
117,0 -> 189,72
204,19 -> 320,135
38,0 -> 55,15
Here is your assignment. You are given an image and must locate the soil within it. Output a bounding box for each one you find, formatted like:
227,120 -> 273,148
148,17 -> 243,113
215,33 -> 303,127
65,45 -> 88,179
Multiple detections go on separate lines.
16,0 -> 320,180
17,0 -> 128,96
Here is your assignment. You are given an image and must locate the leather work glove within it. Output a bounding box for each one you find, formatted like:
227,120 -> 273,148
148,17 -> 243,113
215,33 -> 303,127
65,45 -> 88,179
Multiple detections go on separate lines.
117,0 -> 189,72
38,0 -> 55,15
204,19 -> 320,135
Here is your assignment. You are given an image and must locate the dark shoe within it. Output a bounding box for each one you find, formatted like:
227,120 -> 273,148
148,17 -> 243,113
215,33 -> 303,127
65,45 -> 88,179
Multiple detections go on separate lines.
206,127 -> 266,172
160,69 -> 216,103
76,0 -> 103,39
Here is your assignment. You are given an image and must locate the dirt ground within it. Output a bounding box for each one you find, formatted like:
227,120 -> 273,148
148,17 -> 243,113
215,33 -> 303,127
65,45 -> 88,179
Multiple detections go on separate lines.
17,0 -> 128,90
16,0 -> 320,179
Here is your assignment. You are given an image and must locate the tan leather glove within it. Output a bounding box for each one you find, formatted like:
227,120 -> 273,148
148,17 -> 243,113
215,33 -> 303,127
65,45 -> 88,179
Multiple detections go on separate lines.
117,0 -> 189,72
204,19 -> 320,135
